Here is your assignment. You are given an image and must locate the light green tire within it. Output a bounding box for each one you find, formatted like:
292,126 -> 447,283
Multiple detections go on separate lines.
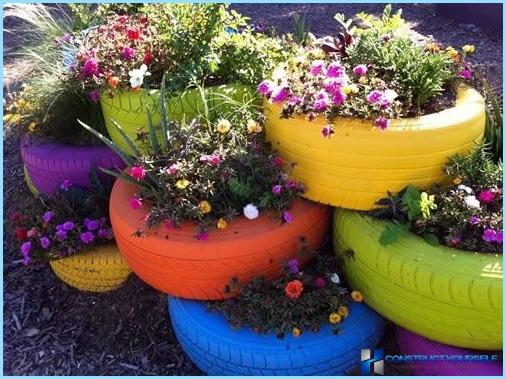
100,84 -> 258,155
333,209 -> 502,350
23,165 -> 38,195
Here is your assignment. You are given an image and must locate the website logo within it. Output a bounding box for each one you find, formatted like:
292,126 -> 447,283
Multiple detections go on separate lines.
361,348 -> 384,375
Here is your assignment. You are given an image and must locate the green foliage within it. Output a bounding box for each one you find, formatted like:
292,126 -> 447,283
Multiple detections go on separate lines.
481,79 -> 503,163
207,252 -> 350,338
68,3 -> 143,30
379,221 -> 409,246
293,12 -> 310,46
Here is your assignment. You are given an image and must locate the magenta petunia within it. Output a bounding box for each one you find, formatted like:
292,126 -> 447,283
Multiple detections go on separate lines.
129,196 -> 143,210
130,165 -> 146,181
483,228 -> 497,243
332,89 -> 347,106
90,89 -> 100,104
122,46 -> 135,60
313,90 -> 330,111
374,117 -> 389,131
459,68 -> 472,80
272,184 -> 282,195
478,189 -> 495,203
82,58 -> 99,77
283,211 -> 293,224
287,258 -> 299,274
309,60 -> 325,76
271,86 -> 290,104
315,277 -> 326,288
353,64 -> 368,76
326,62 -> 345,78
367,90 -> 383,104
321,125 -> 334,138
469,215 -> 480,225
257,80 -> 273,96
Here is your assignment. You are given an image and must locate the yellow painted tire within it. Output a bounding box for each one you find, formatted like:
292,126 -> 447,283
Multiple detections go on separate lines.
265,85 -> 486,210
23,165 -> 38,195
333,209 -> 502,350
101,84 -> 257,155
49,244 -> 131,292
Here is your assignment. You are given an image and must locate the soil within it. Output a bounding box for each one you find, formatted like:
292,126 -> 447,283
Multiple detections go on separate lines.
3,3 -> 502,375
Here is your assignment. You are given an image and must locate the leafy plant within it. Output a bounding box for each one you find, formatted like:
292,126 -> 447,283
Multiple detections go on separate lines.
481,79 -> 503,163
79,82 -> 304,234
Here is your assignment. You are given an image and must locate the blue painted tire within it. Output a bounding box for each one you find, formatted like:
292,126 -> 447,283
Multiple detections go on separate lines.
168,296 -> 384,375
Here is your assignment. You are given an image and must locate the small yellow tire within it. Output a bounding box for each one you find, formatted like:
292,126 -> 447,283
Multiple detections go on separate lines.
265,85 -> 485,210
49,244 -> 131,292
23,165 -> 39,195
333,209 -> 502,350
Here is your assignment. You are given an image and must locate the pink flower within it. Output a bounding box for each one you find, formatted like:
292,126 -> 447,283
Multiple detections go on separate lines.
130,166 -> 146,181
90,89 -> 100,103
313,90 -> 330,111
126,27 -> 140,40
353,64 -> 368,76
273,156 -> 284,167
332,89 -> 347,106
495,230 -> 503,243
200,154 -> 221,166
83,58 -> 99,77
60,179 -> 72,191
374,117 -> 389,131
116,15 -> 128,23
310,60 -> 325,76
27,227 -> 37,238
122,46 -> 135,60
129,196 -> 142,210
285,179 -> 299,190
459,68 -> 472,80
469,215 -> 480,225
167,164 -> 178,175
367,90 -> 383,104
483,228 -> 497,243
326,62 -> 345,78
196,231 -> 208,241
272,185 -> 282,195
257,80 -> 273,96
478,189 -> 495,203
315,277 -> 326,288
321,125 -> 334,138
283,211 -> 293,224
271,86 -> 289,104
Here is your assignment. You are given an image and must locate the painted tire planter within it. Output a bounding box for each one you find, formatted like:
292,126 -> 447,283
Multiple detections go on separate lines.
20,135 -> 125,195
265,85 -> 485,210
396,327 -> 502,376
49,244 -> 131,292
168,296 -> 384,375
110,177 -> 331,300
333,209 -> 502,350
101,84 -> 257,155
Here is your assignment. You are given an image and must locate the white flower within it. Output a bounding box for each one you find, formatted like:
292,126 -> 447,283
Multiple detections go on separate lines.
243,204 -> 259,220
272,64 -> 287,82
464,195 -> 481,209
384,89 -> 398,102
458,184 -> 473,194
330,273 -> 340,284
129,64 -> 151,89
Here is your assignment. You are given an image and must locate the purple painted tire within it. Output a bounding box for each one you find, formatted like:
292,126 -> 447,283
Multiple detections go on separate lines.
20,135 -> 125,194
396,327 -> 502,376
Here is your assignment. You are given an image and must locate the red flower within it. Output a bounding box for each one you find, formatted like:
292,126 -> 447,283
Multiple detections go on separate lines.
139,15 -> 148,24
15,227 -> 27,242
11,212 -> 21,223
285,280 -> 304,300
116,15 -> 128,23
126,27 -> 140,41
143,51 -> 153,65
273,156 -> 284,167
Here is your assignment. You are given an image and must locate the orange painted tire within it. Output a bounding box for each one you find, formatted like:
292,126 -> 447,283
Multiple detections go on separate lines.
109,178 -> 331,300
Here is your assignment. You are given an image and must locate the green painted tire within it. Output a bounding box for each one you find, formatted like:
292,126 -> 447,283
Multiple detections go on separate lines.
23,165 -> 39,195
333,209 -> 502,350
100,84 -> 258,155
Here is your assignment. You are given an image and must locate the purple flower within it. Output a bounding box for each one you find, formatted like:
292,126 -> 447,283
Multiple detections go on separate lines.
469,215 -> 480,225
313,90 -> 330,111
62,221 -> 75,231
200,154 -> 221,166
332,89 -> 347,106
80,231 -> 95,244
478,189 -> 495,203
42,211 -> 53,223
97,229 -> 108,238
283,211 -> 293,224
90,89 -> 100,104
494,230 -> 503,243
86,219 -> 100,231
287,258 -> 299,274
367,90 -> 383,104
271,86 -> 289,104
62,33 -> 73,43
83,58 -> 99,77
60,179 -> 72,191
196,231 -> 208,241
310,60 -> 325,76
353,64 -> 368,76
122,46 -> 135,60
285,179 -> 299,190
326,62 -> 345,78
374,117 -> 389,131
21,241 -> 32,256
315,277 -> 326,288
56,229 -> 67,241
40,236 -> 50,249
321,125 -> 334,138
287,95 -> 302,107
483,229 -> 497,243
459,68 -> 472,80
272,184 -> 282,195
257,80 -> 273,96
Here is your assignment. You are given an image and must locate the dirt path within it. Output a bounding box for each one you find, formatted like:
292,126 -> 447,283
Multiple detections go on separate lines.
3,4 -> 502,375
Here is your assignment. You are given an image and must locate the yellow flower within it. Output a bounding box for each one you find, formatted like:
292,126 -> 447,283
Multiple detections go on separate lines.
329,312 -> 342,324
176,179 -> 190,189
199,200 -> 212,214
5,113 -> 22,124
425,42 -> 441,53
342,84 -> 359,95
309,48 -> 325,59
28,121 -> 38,131
292,327 -> 301,337
453,177 -> 462,185
462,44 -> 475,54
16,98 -> 27,111
216,119 -> 231,134
247,120 -> 262,134
217,218 -> 227,229
351,290 -> 364,302
358,76 -> 368,85
446,47 -> 460,62
338,305 -> 349,318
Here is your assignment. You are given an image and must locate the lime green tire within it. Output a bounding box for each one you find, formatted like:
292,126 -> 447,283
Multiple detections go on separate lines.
333,209 -> 502,350
49,245 -> 132,292
23,165 -> 39,195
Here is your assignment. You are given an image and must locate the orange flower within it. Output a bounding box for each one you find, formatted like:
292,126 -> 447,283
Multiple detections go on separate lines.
108,76 -> 120,89
285,280 -> 304,300
351,290 -> 364,302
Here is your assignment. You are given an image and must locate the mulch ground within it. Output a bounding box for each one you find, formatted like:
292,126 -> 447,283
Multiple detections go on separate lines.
3,4 -> 502,375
